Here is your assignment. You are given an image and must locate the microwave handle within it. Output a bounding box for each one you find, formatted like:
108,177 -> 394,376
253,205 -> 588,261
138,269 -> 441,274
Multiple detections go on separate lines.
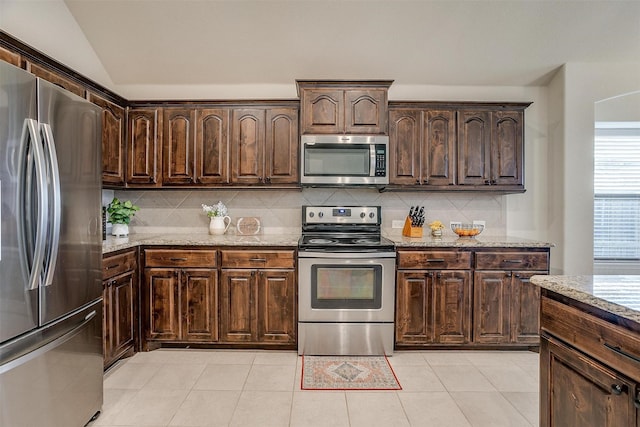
369,145 -> 376,177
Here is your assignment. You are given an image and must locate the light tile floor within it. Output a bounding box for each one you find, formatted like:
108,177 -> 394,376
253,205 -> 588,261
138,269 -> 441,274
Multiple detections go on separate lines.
88,349 -> 539,427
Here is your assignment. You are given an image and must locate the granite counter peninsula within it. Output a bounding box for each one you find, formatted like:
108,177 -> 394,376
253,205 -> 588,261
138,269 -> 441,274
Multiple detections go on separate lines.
532,275 -> 640,427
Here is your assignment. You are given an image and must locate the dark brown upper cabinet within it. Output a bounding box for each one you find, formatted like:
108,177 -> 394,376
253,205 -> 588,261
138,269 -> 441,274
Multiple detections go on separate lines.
89,93 -> 127,187
231,105 -> 298,186
0,44 -> 21,67
196,109 -> 230,185
458,109 -> 525,188
163,108 -> 196,185
297,80 -> 393,135
126,108 -> 162,187
389,108 -> 456,186
25,60 -> 86,98
388,102 -> 529,192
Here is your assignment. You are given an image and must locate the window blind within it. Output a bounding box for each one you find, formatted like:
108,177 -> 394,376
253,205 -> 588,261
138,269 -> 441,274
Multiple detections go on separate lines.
593,123 -> 640,260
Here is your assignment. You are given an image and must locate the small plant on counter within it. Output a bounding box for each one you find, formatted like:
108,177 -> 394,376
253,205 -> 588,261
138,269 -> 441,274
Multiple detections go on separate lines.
106,197 -> 140,225
202,201 -> 228,218
428,220 -> 445,231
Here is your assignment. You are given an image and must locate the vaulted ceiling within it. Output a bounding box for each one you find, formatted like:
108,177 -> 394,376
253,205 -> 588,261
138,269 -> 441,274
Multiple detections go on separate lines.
62,0 -> 640,90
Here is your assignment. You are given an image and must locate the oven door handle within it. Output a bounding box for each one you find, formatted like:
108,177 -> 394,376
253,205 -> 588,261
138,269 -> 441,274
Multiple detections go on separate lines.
298,251 -> 396,259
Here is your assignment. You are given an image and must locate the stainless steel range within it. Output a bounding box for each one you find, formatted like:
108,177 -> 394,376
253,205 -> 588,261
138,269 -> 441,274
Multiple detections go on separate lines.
298,205 -> 396,356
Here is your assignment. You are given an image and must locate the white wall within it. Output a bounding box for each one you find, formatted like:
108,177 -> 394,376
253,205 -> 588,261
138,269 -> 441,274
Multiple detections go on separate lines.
549,62 -> 640,275
0,0 -> 114,89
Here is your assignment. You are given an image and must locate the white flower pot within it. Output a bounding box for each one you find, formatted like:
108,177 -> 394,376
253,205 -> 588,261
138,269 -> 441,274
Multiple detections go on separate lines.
112,223 -> 129,237
209,216 -> 231,235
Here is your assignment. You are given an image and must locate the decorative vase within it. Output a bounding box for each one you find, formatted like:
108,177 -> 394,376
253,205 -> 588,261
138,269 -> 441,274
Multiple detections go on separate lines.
209,215 -> 231,235
431,229 -> 443,237
112,223 -> 129,237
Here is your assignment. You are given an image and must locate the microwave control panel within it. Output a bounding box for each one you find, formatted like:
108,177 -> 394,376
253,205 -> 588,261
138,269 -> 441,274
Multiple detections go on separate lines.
375,146 -> 386,176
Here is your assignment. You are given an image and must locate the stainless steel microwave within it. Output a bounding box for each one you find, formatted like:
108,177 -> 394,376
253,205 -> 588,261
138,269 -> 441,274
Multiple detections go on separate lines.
300,135 -> 389,186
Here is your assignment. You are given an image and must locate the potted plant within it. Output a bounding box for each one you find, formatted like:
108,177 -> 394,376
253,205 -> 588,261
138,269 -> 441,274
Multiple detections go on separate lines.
106,197 -> 140,237
428,220 -> 445,237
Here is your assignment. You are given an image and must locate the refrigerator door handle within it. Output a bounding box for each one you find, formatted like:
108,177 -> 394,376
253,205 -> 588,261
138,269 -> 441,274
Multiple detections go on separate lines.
0,310 -> 97,374
40,123 -> 61,287
17,118 -> 49,291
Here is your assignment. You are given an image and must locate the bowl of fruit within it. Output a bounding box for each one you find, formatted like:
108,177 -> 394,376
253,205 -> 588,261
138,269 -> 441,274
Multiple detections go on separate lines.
451,223 -> 484,238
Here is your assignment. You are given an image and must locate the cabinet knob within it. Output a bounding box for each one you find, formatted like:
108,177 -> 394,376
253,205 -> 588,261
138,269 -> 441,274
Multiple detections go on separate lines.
484,179 -> 491,185
416,179 -> 421,185
265,177 -> 272,183
634,396 -> 640,409
610,384 -> 626,395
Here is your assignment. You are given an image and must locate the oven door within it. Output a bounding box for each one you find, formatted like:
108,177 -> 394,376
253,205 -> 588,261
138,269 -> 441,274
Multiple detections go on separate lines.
298,251 -> 396,322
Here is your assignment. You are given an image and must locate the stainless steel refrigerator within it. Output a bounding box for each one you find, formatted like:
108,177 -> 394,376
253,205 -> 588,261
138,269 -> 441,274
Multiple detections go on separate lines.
0,61 -> 103,426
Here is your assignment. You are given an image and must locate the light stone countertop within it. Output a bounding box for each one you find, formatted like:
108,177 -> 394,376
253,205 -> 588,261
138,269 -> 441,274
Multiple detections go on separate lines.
103,229 -> 553,254
384,230 -> 554,248
531,275 -> 640,325
103,232 -> 302,254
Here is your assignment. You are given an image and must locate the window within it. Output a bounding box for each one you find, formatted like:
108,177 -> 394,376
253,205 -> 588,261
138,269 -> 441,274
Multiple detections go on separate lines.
593,122 -> 640,260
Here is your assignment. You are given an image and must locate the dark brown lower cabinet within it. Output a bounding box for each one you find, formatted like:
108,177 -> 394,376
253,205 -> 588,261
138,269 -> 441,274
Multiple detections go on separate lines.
396,270 -> 471,345
143,249 -> 218,348
219,249 -> 296,346
541,335 -> 638,426
540,293 -> 640,427
102,249 -> 138,368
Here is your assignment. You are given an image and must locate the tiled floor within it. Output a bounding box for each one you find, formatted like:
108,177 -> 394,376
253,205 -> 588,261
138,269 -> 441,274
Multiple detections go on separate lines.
88,349 -> 539,427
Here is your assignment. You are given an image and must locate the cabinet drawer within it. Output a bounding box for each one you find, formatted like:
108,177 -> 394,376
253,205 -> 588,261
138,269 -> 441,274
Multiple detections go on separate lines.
475,252 -> 548,271
541,296 -> 640,382
397,250 -> 471,270
220,250 -> 295,269
103,249 -> 137,280
144,249 -> 217,268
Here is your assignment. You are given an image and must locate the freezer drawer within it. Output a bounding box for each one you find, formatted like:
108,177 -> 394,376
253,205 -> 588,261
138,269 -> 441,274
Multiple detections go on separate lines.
0,300 -> 103,427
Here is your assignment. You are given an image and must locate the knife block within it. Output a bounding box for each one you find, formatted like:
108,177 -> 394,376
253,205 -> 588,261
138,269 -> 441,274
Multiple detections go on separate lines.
402,216 -> 423,238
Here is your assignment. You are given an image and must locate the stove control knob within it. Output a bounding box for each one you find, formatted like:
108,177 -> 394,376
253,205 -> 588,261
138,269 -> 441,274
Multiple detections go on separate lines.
318,212 -> 324,218
309,212 -> 314,218
369,212 -> 375,219
360,212 -> 366,218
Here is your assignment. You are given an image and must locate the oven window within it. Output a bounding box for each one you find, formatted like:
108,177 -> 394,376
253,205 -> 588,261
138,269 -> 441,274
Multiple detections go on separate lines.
304,145 -> 370,176
311,264 -> 382,309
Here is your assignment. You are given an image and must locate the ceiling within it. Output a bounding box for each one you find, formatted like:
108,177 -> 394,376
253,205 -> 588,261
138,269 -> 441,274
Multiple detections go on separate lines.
64,0 -> 640,89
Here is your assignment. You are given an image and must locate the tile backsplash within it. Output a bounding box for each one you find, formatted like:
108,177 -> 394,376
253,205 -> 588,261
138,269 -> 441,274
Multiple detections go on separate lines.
110,188 -> 506,235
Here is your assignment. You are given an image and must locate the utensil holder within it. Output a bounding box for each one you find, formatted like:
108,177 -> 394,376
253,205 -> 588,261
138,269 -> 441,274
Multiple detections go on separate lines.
402,216 -> 423,238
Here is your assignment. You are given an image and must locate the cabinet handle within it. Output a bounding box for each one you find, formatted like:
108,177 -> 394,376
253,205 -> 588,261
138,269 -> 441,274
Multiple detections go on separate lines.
416,179 -> 421,185
503,259 -> 523,264
426,259 -> 445,263
104,263 -> 120,270
634,395 -> 640,409
604,342 -> 640,363
484,179 -> 491,185
423,179 -> 429,185
506,272 -> 512,277
514,273 -> 521,278
249,258 -> 267,262
170,257 -> 188,261
610,384 -> 627,395
491,179 -> 497,185
436,272 -> 441,278
265,177 -> 271,184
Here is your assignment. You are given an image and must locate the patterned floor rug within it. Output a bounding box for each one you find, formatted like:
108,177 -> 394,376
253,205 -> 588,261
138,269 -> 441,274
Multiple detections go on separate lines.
301,356 -> 402,390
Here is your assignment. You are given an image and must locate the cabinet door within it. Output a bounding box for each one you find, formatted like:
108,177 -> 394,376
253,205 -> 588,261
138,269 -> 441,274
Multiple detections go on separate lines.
396,271 -> 433,344
90,94 -> 126,187
541,336 -> 635,427
344,89 -> 387,134
300,89 -> 343,134
231,109 -> 265,184
145,268 -> 179,340
433,271 -> 471,344
423,110 -> 456,186
220,270 -> 255,342
102,282 -> 112,365
0,45 -> 21,66
473,271 -> 511,344
25,61 -> 85,98
511,271 -> 541,344
181,268 -> 218,342
127,108 -> 162,186
458,110 -> 491,186
265,108 -> 298,184
257,269 -> 296,343
492,111 -> 523,186
196,109 -> 229,184
163,109 -> 196,185
111,271 -> 135,358
389,109 -> 421,185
